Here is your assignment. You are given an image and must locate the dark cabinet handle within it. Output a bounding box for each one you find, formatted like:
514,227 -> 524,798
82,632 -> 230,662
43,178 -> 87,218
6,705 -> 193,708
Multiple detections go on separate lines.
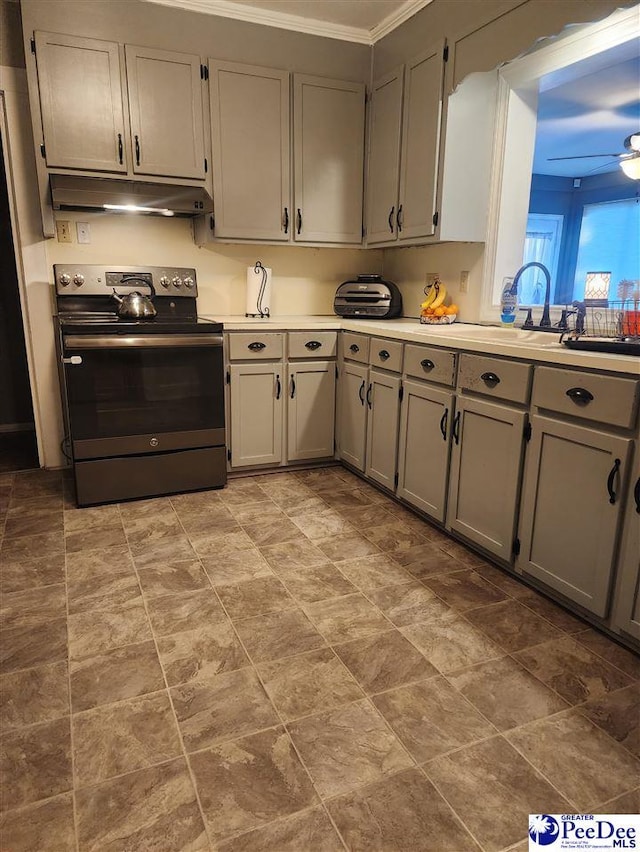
296,208 -> 302,234
358,379 -> 365,405
248,341 -> 266,351
134,134 -> 140,166
117,133 -> 123,164
305,340 -> 322,351
421,358 -> 435,371
283,207 -> 289,234
481,371 -> 500,386
366,383 -> 372,410
606,458 -> 621,505
566,387 -> 594,405
440,409 -> 448,441
634,477 -> 640,514
378,350 -> 390,361
349,344 -> 360,353
396,204 -> 403,232
388,206 -> 395,234
290,375 -> 296,398
275,375 -> 281,399
452,411 -> 461,445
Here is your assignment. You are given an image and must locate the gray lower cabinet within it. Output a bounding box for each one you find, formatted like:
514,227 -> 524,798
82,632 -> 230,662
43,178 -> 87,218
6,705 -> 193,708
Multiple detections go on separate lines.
365,368 -> 401,491
519,415 -> 632,618
447,396 -> 527,561
287,361 -> 335,462
228,362 -> 283,467
611,454 -> 640,640
337,361 -> 368,471
397,379 -> 454,523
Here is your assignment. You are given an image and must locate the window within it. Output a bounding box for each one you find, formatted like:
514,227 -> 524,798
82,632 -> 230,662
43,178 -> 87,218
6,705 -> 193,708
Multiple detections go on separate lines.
521,213 -> 564,304
573,198 -> 640,302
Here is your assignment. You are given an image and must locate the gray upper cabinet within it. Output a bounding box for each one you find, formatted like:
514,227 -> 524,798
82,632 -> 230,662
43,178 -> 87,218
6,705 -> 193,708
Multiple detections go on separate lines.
519,416 -> 632,618
35,32 -> 127,172
447,396 -> 526,562
366,67 -> 404,245
126,45 -> 205,180
209,61 -> 290,240
293,74 -> 365,244
398,42 -> 446,241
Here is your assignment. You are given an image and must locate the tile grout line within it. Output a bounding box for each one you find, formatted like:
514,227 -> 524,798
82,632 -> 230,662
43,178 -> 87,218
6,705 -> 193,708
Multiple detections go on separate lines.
62,519 -> 81,852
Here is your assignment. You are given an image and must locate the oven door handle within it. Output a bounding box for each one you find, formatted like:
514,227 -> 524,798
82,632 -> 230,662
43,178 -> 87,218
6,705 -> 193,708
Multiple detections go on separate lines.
64,334 -> 224,349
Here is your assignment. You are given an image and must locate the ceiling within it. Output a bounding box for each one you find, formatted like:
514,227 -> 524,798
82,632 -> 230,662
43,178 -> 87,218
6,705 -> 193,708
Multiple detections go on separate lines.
533,39 -> 640,178
143,0 -> 432,43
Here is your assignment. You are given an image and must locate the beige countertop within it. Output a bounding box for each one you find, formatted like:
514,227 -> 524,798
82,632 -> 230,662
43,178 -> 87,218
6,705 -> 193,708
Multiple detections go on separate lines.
206,315 -> 640,376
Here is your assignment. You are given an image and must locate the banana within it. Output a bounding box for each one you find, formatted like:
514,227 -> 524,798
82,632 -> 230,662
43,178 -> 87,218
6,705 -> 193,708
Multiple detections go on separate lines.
430,282 -> 447,310
421,282 -> 438,309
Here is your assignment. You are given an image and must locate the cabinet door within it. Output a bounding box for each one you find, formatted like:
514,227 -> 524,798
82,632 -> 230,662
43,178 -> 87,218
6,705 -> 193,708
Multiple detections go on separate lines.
210,61 -> 290,240
229,364 -> 283,468
366,67 -> 403,245
611,456 -> 640,641
35,32 -> 127,172
447,396 -> 526,561
293,74 -> 365,244
519,416 -> 632,617
398,42 -> 445,241
126,45 -> 205,179
337,362 -> 368,471
287,361 -> 336,462
366,369 -> 401,491
397,380 -> 454,523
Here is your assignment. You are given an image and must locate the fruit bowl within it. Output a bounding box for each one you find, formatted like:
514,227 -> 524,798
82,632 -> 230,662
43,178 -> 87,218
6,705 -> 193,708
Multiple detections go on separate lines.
420,314 -> 457,325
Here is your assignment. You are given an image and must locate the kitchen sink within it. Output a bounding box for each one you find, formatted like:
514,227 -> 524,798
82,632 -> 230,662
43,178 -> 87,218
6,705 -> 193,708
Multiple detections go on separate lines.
417,323 -> 564,347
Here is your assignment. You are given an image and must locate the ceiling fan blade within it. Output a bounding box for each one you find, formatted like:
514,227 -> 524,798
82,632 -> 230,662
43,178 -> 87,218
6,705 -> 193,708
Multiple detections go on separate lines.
547,153 -> 625,161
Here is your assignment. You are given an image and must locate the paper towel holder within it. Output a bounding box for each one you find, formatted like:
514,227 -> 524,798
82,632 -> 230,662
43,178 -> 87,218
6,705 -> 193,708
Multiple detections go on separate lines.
245,260 -> 271,318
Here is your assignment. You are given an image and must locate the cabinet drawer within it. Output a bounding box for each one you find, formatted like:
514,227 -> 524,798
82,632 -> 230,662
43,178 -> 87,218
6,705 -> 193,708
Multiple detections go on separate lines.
458,353 -> 532,405
533,367 -> 640,429
341,332 -> 370,363
369,337 -> 403,372
228,333 -> 284,361
289,331 -> 337,359
404,344 -> 456,386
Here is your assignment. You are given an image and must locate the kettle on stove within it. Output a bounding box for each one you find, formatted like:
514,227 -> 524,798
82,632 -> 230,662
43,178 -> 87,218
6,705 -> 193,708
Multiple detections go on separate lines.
111,277 -> 157,320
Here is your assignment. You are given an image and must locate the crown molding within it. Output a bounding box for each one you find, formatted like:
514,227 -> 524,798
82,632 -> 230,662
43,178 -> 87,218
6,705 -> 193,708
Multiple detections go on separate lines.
141,0 -> 433,45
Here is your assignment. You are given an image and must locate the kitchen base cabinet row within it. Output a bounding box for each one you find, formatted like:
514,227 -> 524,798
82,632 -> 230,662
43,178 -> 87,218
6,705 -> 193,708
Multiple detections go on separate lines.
225,332 -> 336,469
335,331 -> 640,651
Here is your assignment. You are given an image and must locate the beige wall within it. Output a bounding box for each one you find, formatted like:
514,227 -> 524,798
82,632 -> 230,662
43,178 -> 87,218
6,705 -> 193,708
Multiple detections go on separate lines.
46,212 -> 382,317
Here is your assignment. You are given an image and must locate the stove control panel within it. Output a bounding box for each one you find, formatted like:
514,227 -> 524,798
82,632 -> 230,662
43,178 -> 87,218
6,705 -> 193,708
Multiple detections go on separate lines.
54,265 -> 198,297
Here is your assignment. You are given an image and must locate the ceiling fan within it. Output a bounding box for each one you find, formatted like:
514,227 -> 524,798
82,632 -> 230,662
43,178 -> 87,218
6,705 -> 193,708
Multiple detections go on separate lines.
547,131 -> 640,179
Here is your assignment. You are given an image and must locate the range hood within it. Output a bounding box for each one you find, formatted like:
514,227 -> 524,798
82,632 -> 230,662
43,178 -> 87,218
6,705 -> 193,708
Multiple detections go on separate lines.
49,174 -> 213,217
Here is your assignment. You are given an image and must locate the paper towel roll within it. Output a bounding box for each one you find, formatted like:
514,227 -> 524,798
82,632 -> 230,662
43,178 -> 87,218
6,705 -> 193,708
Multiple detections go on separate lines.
246,262 -> 272,317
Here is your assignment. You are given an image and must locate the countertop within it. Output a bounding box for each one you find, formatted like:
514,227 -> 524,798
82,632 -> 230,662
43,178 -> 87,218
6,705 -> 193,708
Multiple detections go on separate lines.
206,315 -> 640,376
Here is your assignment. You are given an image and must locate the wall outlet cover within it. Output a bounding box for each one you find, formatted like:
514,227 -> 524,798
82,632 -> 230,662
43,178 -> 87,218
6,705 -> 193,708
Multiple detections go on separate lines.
55,220 -> 72,243
76,222 -> 91,244
426,273 -> 439,287
460,270 -> 470,293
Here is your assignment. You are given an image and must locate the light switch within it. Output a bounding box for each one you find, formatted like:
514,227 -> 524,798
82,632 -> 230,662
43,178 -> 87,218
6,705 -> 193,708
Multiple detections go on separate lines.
76,222 -> 91,244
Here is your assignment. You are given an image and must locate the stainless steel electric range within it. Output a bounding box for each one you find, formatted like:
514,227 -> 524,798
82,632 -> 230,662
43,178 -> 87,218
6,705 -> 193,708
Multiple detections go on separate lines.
53,264 -> 226,507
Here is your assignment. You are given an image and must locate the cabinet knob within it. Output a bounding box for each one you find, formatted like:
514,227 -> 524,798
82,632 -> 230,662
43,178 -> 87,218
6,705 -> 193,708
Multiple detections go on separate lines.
480,371 -> 500,386
248,341 -> 266,351
349,343 -> 359,353
566,387 -> 593,405
420,358 -> 435,370
379,350 -> 390,361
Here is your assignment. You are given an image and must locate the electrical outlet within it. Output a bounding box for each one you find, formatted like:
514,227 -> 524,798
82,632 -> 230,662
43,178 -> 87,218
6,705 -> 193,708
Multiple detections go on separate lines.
425,273 -> 439,288
55,220 -> 72,243
459,270 -> 470,293
76,222 -> 91,244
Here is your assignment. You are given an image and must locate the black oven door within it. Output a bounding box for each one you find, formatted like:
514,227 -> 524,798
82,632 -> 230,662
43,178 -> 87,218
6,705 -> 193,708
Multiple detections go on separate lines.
62,333 -> 225,460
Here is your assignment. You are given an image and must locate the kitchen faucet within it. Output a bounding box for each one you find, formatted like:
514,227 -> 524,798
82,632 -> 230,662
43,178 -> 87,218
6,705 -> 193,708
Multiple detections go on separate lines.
511,261 -> 552,328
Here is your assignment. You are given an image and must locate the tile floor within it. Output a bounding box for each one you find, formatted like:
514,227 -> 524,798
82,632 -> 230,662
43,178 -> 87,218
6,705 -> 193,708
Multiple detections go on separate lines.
0,465 -> 638,851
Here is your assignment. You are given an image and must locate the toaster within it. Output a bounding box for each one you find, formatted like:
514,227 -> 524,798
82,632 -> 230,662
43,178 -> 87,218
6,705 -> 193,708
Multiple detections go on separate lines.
334,275 -> 403,319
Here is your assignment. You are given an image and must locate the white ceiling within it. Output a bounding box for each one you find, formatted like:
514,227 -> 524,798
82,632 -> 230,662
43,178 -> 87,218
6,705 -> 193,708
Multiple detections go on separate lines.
533,39 -> 640,178
143,0 -> 432,42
